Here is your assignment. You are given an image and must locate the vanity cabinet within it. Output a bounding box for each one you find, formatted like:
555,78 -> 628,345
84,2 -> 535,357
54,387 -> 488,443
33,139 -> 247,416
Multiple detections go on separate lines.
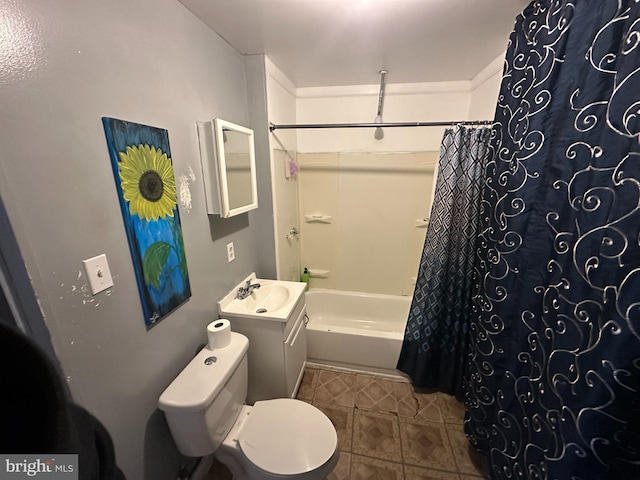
222,293 -> 308,404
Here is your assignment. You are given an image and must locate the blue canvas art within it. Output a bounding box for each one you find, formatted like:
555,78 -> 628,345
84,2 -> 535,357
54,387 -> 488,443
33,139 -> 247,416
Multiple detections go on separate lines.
102,117 -> 191,328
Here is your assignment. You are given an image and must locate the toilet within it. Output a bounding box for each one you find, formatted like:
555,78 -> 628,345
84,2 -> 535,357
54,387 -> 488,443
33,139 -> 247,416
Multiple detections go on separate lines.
158,332 -> 339,480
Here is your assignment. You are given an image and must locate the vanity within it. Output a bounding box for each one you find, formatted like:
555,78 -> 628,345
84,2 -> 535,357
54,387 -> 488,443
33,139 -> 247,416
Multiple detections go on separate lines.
218,274 -> 308,404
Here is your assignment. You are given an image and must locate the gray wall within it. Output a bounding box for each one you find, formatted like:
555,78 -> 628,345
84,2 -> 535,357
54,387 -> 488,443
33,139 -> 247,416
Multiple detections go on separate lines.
0,1 -> 274,478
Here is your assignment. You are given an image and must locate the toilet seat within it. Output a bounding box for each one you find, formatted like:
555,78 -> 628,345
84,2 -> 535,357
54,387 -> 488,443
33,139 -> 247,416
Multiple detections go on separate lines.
238,398 -> 338,476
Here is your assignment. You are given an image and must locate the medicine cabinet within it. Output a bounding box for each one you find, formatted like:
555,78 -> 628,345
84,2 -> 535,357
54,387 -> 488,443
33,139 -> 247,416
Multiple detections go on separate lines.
197,118 -> 258,218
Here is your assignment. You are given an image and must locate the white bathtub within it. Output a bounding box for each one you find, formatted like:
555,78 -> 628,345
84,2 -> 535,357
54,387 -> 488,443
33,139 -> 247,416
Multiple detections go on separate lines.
305,288 -> 411,376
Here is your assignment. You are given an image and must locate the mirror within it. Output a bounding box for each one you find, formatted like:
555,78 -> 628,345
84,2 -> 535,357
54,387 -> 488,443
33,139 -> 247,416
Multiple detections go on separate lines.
197,118 -> 258,218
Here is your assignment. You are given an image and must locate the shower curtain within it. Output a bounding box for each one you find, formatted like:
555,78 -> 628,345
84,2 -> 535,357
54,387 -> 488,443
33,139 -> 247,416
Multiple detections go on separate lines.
465,1 -> 640,478
397,125 -> 492,399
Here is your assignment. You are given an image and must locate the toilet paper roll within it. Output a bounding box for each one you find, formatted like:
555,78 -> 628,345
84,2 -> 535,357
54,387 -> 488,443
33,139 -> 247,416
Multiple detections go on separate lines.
207,319 -> 231,350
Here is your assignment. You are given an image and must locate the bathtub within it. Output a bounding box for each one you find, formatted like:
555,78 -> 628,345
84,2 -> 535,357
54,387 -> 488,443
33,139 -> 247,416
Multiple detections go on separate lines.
305,288 -> 411,376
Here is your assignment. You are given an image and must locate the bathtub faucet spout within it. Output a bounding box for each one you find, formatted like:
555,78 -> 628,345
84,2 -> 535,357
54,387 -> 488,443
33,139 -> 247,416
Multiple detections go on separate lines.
236,280 -> 261,300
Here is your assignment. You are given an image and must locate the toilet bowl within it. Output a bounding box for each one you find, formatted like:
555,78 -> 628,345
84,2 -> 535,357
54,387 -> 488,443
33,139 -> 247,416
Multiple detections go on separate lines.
158,332 -> 339,480
215,400 -> 338,480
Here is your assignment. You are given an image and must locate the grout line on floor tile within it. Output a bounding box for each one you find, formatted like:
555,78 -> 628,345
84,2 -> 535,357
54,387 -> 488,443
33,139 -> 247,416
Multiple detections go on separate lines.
398,414 -> 407,480
442,418 -> 464,475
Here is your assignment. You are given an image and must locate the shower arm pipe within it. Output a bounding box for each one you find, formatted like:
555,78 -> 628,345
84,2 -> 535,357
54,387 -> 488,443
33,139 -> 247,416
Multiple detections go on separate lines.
376,70 -> 387,117
269,120 -> 494,132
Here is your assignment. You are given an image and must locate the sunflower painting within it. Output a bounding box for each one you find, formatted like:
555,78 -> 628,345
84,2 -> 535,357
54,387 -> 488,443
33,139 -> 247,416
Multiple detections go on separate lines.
102,117 -> 191,328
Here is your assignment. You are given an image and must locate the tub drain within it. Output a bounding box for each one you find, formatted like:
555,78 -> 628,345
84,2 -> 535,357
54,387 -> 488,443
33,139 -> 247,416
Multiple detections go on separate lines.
256,308 -> 268,313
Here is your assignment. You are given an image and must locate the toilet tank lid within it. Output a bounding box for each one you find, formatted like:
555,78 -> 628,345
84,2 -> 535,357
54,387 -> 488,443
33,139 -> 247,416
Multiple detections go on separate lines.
158,332 -> 249,413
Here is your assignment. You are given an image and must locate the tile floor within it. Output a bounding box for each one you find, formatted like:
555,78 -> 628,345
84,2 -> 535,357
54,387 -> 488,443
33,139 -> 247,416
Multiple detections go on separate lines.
206,366 -> 489,480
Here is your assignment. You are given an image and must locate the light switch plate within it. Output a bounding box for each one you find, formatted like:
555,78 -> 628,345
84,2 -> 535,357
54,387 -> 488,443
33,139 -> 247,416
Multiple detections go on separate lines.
82,254 -> 114,295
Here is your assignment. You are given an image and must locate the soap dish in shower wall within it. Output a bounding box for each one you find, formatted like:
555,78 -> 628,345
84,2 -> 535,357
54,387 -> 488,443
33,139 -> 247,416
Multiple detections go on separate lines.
308,269 -> 330,279
304,214 -> 332,224
414,218 -> 429,228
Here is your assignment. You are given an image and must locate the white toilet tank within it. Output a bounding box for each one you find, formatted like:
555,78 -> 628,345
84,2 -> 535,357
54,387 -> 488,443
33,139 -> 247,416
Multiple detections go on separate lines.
158,332 -> 250,457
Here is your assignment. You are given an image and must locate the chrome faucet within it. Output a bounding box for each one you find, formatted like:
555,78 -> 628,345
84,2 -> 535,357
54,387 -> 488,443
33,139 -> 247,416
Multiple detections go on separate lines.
236,279 -> 261,300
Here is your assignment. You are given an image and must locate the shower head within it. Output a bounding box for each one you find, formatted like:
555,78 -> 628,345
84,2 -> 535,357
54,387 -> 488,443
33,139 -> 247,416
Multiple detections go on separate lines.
374,124 -> 384,140
374,70 -> 387,140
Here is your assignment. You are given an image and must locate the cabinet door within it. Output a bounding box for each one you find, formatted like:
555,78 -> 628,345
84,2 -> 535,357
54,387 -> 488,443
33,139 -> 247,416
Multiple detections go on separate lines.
284,307 -> 307,397
230,317 -> 286,404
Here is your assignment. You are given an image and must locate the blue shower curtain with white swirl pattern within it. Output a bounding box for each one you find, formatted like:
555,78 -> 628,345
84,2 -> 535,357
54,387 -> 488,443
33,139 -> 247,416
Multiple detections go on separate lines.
465,1 -> 640,478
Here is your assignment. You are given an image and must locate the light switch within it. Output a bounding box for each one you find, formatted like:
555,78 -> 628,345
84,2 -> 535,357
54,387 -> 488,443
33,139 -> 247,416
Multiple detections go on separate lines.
82,254 -> 114,295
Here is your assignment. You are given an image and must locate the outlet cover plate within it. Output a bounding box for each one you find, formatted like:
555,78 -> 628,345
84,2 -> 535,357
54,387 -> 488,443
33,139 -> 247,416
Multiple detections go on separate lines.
82,254 -> 114,295
227,242 -> 235,262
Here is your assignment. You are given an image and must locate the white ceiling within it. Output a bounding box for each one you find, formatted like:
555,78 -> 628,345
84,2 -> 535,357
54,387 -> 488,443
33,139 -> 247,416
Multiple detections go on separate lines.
178,0 -> 529,88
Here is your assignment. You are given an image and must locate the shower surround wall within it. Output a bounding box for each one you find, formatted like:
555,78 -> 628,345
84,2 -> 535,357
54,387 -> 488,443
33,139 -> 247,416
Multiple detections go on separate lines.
298,151 -> 438,295
290,58 -> 505,294
264,53 -> 505,285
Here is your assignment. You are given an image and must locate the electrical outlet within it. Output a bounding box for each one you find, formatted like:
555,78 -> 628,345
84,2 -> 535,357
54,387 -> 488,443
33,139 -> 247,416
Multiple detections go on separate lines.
227,242 -> 235,262
82,254 -> 114,295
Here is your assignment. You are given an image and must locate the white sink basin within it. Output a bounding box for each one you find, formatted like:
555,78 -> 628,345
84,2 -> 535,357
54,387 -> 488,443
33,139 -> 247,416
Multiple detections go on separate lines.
218,273 -> 306,321
237,284 -> 293,312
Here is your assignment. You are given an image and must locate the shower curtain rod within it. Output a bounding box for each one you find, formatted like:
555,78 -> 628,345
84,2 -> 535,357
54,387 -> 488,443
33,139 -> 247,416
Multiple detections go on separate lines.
269,120 -> 493,132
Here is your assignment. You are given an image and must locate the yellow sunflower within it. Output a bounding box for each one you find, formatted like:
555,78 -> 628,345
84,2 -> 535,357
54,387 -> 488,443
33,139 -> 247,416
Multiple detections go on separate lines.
118,144 -> 177,221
